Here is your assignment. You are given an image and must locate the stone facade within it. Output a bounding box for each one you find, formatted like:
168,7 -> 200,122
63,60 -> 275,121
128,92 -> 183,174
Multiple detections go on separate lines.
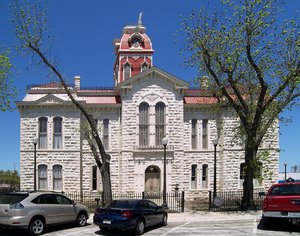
16,19 -> 279,200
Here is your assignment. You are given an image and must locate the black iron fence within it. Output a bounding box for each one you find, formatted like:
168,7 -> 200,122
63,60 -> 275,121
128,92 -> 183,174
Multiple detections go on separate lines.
63,191 -> 185,213
209,190 -> 265,211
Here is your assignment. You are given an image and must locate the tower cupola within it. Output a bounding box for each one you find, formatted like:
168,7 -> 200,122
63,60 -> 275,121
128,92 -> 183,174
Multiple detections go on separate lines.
113,13 -> 154,86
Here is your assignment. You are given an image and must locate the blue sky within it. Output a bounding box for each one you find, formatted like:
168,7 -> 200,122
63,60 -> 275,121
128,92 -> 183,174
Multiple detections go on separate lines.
0,0 -> 299,173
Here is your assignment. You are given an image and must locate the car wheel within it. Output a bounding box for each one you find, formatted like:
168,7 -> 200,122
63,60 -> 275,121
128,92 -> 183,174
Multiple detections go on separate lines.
161,214 -> 168,226
76,212 -> 87,226
135,220 -> 145,235
28,217 -> 45,236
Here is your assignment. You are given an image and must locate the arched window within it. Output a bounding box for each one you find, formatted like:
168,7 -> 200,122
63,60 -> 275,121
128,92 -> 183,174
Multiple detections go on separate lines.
240,163 -> 246,188
239,162 -> 262,188
202,164 -> 208,189
123,63 -> 131,80
38,164 -> 47,190
141,62 -> 148,72
139,102 -> 149,146
53,165 -> 62,190
53,117 -> 62,149
92,165 -> 99,191
191,119 -> 197,149
254,161 -> 263,187
38,117 -> 48,149
155,102 -> 165,145
202,119 -> 208,149
103,119 -> 109,150
191,164 -> 197,189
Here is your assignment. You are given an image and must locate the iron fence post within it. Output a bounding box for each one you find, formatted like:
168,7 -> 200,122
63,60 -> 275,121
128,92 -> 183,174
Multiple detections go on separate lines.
181,191 -> 185,212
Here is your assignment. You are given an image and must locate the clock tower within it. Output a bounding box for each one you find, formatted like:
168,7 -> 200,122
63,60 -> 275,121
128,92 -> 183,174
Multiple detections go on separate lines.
113,13 -> 154,86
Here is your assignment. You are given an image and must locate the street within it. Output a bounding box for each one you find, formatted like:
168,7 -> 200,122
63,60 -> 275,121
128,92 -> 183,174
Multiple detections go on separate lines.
1,214 -> 300,236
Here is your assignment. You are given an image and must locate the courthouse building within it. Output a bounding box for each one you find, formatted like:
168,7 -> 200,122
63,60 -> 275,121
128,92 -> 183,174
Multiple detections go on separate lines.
16,17 -> 279,198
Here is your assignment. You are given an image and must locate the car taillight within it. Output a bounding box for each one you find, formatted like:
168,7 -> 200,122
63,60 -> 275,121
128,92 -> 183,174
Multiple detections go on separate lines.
95,208 -> 103,214
121,210 -> 133,219
10,203 -> 24,209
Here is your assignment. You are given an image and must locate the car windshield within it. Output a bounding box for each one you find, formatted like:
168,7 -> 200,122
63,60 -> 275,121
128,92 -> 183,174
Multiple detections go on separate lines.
270,185 -> 300,196
108,200 -> 138,209
0,193 -> 29,204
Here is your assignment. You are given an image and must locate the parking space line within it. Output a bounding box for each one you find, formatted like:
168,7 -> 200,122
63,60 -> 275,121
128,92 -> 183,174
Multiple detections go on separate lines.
55,228 -> 92,236
160,222 -> 190,236
252,218 -> 257,235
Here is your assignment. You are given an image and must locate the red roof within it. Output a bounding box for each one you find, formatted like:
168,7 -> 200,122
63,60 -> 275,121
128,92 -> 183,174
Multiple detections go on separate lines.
184,97 -> 218,104
83,96 -> 120,104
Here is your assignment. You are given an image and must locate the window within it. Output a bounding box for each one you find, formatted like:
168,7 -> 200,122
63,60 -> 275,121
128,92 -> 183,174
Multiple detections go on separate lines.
141,63 -> 148,72
240,162 -> 262,188
53,117 -> 62,149
239,163 -> 246,188
38,117 -> 48,149
92,165 -> 98,191
202,164 -> 208,189
191,164 -> 197,189
38,164 -> 47,190
103,119 -> 109,150
254,161 -> 263,187
123,63 -> 131,80
53,165 -> 62,191
191,119 -> 197,149
139,102 -> 149,146
56,195 -> 72,205
155,102 -> 165,145
202,119 -> 208,149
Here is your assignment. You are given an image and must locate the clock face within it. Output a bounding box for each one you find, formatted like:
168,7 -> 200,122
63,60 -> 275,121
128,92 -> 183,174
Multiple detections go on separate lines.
132,37 -> 141,47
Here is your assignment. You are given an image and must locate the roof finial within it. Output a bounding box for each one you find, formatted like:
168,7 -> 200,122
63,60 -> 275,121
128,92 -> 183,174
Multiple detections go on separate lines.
138,12 -> 143,26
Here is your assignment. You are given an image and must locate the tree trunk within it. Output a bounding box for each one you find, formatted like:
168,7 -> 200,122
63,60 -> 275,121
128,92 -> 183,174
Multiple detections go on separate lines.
241,139 -> 258,210
100,154 -> 112,205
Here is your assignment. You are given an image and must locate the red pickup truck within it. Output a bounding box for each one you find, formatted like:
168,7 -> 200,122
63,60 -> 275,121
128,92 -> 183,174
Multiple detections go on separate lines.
262,178 -> 300,227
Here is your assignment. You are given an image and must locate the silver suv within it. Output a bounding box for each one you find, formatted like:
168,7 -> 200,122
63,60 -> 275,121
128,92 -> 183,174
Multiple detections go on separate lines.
0,191 -> 89,235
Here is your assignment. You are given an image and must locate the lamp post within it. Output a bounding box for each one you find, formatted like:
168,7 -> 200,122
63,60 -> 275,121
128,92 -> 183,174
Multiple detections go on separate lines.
284,161 -> 287,181
212,137 -> 219,199
162,136 -> 168,209
32,138 -> 38,191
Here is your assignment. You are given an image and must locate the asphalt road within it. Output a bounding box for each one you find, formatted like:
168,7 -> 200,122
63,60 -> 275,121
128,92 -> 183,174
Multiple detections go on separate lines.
1,216 -> 300,235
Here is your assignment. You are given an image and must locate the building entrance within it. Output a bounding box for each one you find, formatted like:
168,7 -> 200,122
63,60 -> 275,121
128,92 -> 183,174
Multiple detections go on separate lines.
145,165 -> 160,194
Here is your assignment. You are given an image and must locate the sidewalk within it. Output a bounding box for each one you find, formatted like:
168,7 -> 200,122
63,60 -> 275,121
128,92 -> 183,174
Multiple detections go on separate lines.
167,210 -> 262,222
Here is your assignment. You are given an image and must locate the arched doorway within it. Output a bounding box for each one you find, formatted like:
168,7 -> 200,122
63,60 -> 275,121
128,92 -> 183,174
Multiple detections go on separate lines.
145,166 -> 160,194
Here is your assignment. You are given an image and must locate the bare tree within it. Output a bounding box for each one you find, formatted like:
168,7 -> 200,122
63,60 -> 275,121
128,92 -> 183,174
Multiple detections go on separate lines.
180,0 -> 300,209
11,0 -> 112,203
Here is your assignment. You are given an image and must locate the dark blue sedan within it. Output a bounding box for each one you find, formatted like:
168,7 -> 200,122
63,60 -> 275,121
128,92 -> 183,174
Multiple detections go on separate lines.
93,199 -> 168,235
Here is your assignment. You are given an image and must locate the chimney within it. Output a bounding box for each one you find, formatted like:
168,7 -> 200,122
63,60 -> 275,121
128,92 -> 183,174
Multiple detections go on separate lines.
74,76 -> 80,89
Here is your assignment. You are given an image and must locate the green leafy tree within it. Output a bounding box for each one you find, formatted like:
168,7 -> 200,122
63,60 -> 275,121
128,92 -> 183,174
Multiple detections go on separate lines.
0,48 -> 16,111
11,0 -> 112,203
0,170 -> 20,191
180,0 -> 299,209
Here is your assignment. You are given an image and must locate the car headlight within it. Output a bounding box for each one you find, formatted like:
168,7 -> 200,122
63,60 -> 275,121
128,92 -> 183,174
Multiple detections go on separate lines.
10,203 -> 24,209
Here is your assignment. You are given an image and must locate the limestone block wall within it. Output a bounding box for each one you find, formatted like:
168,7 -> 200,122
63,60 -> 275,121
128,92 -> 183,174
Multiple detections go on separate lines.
118,75 -> 185,193
20,107 -> 81,191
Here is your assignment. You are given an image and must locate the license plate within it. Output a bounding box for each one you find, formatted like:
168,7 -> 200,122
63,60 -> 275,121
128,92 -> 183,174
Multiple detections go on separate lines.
103,219 -> 111,224
287,212 -> 300,217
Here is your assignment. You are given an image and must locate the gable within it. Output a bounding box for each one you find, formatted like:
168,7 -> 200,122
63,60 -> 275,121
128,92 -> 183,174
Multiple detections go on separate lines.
35,94 -> 67,104
116,66 -> 189,91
